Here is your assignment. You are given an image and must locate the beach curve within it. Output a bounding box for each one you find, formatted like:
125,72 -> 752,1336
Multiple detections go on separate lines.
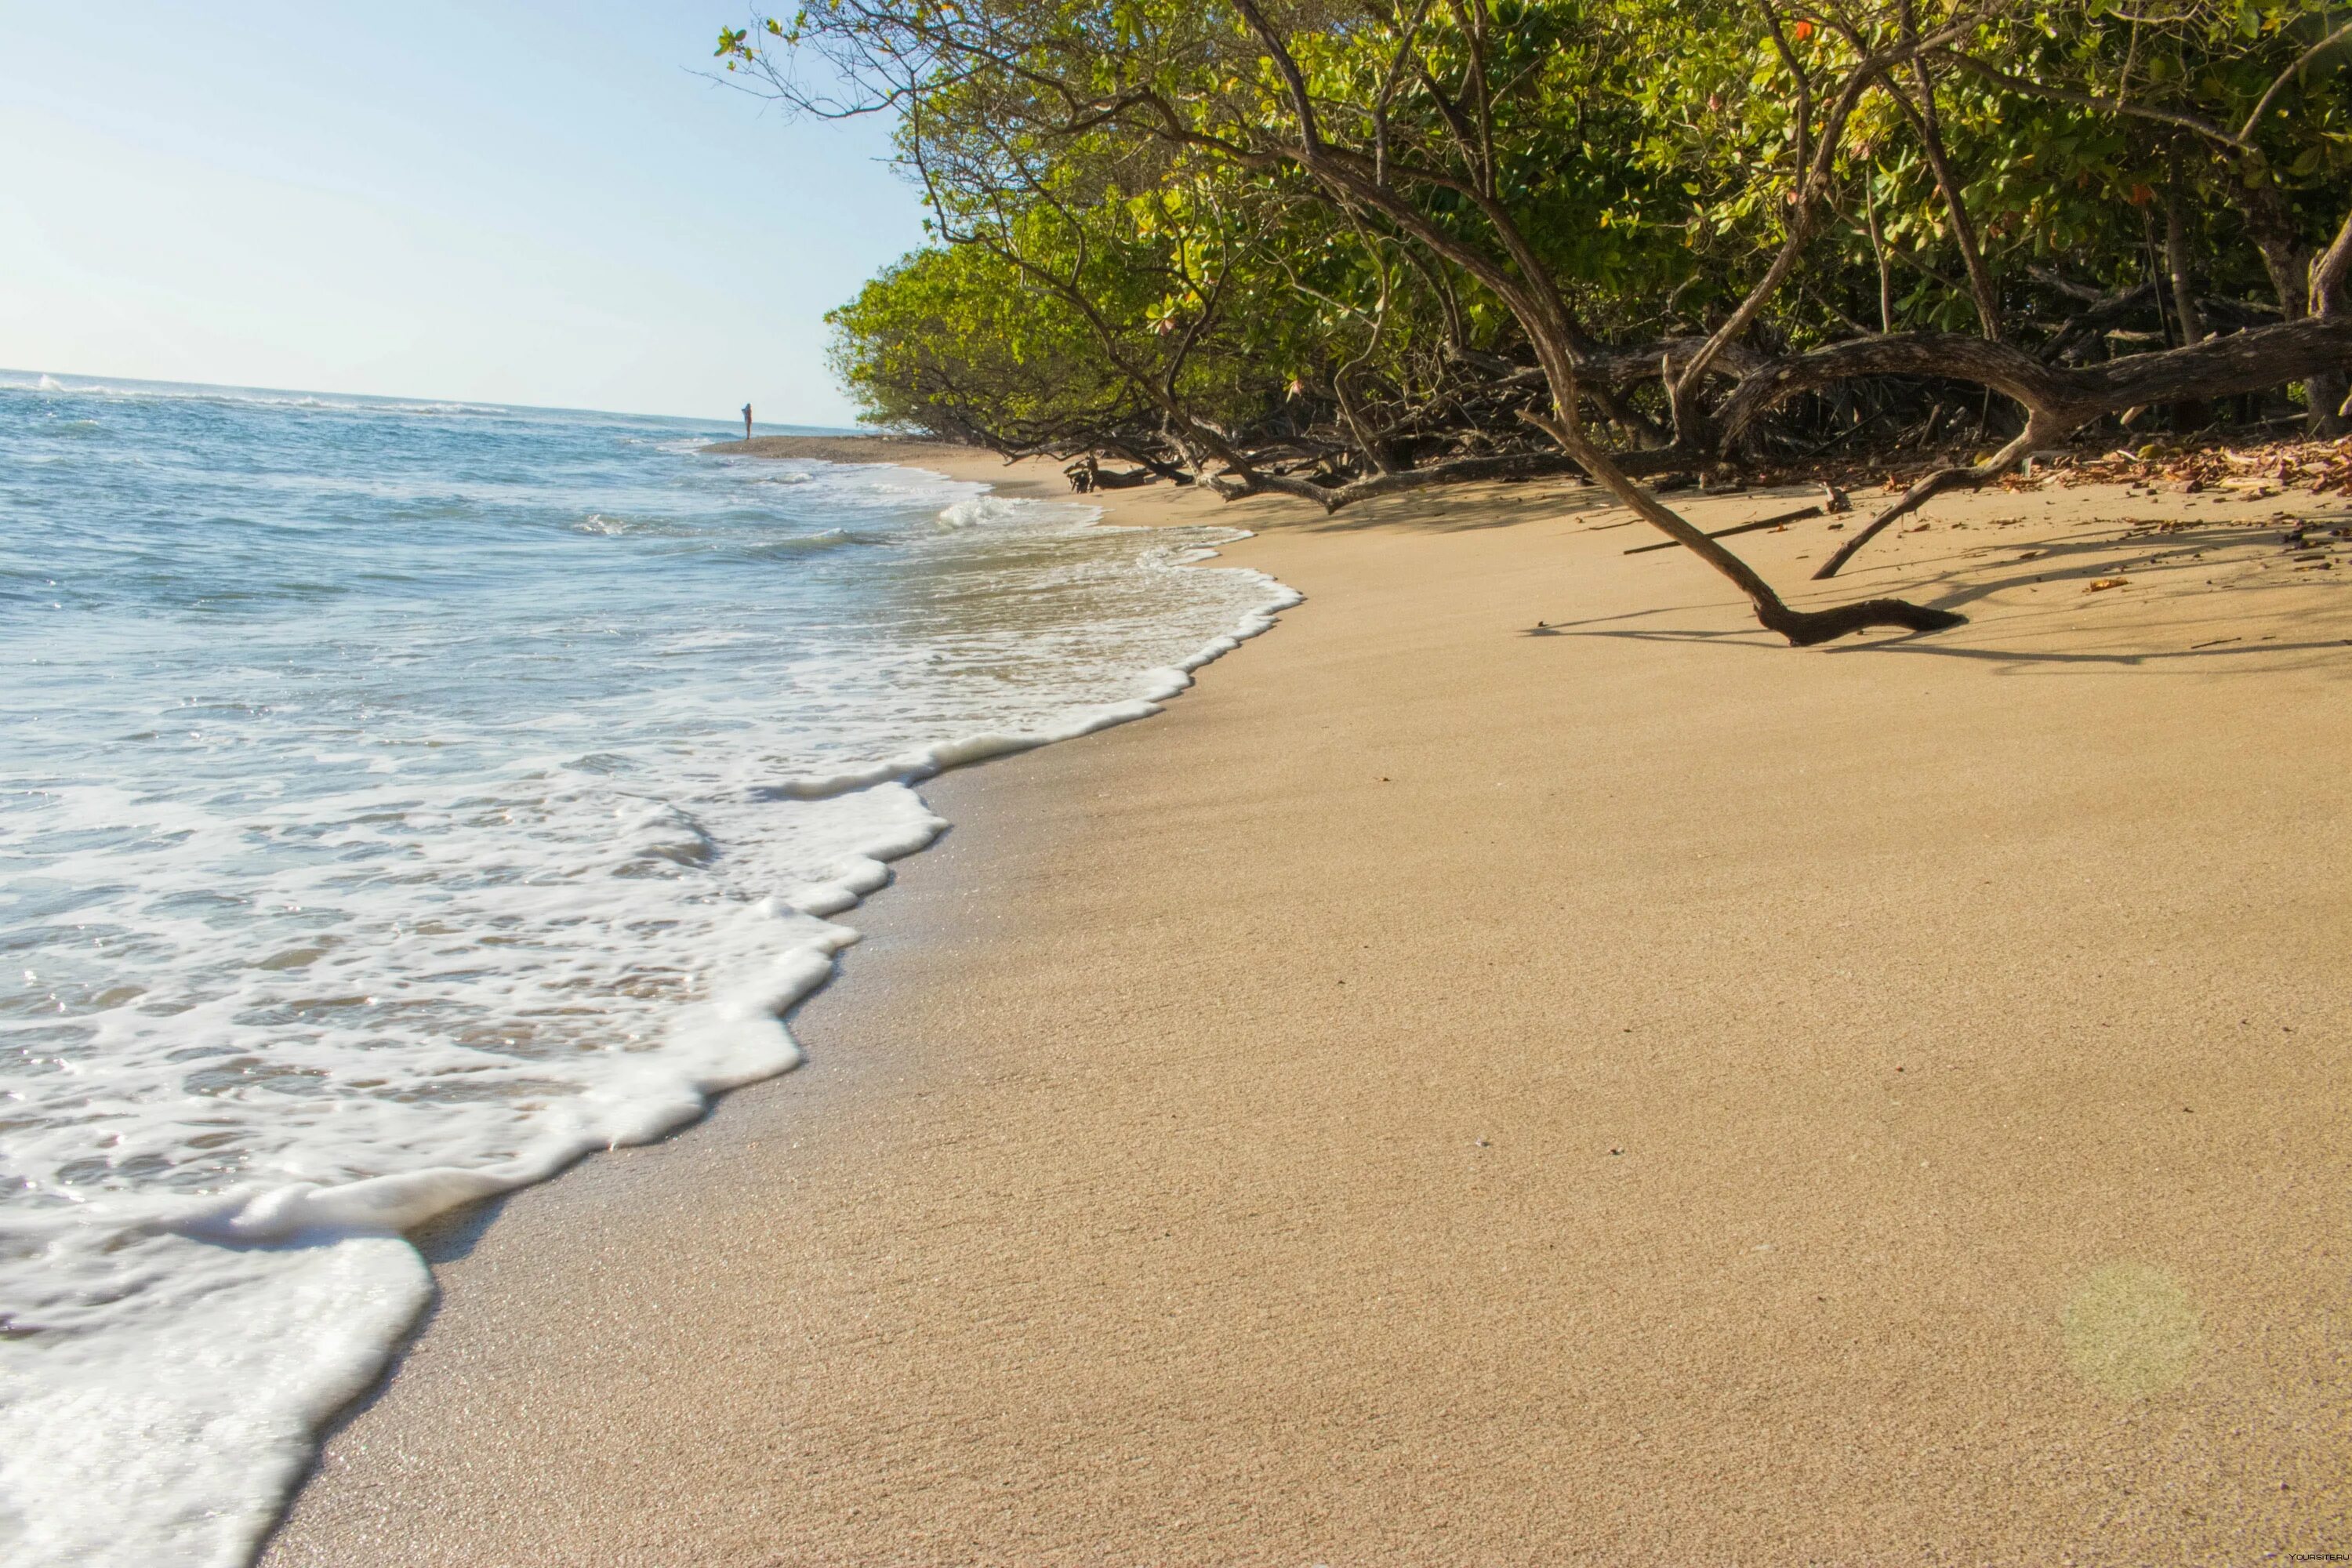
266,452 -> 2352,1563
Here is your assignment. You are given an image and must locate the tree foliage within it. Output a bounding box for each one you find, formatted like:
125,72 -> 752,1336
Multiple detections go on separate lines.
727,0 -> 2352,641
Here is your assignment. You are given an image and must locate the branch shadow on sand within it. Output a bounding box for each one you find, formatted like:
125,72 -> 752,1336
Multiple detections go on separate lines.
1547,516 -> 2351,671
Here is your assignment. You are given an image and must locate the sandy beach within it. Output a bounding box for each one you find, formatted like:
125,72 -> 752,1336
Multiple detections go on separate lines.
267,443 -> 2351,1563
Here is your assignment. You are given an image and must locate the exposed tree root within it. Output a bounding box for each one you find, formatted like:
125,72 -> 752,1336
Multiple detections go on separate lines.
1811,427 -> 2039,579
1523,406 -> 1966,647
1756,597 -> 1968,645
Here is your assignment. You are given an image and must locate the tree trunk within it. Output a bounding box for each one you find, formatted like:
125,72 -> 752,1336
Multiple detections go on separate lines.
1329,365 -> 1396,475
2163,157 -> 2210,429
2162,159 -> 2208,347
2307,207 -> 2352,433
1522,340 -> 1963,644
1721,319 -> 2352,446
2230,173 -> 2340,434
1864,166 -> 1896,334
1102,441 -> 1196,485
1901,57 -> 2002,341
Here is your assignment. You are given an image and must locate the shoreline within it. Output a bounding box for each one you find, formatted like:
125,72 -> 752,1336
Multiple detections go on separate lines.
269,448 -> 2350,1561
703,434 -> 1078,495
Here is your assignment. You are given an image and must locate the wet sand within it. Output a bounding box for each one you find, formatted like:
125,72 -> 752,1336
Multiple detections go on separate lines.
267,447 -> 2352,1563
704,434 -> 1061,487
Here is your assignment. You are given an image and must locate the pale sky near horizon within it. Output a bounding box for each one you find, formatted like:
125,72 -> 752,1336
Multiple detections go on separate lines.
0,3 -> 926,424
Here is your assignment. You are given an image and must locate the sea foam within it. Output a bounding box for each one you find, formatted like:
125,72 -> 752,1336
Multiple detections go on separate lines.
0,379 -> 1295,1565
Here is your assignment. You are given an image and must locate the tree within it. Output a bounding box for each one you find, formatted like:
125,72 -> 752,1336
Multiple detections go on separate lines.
739,0 -> 1975,642
730,0 -> 2352,629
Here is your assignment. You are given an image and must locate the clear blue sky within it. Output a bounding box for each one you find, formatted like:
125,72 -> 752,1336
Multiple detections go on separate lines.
0,2 -> 927,423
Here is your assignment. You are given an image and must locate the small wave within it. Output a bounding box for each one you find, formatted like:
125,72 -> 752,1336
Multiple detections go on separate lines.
576,514 -> 871,555
10,380 -> 361,411
741,528 -> 873,560
574,512 -> 713,539
753,554 -> 1299,805
387,401 -> 508,417
2,376 -> 516,420
936,494 -> 1048,531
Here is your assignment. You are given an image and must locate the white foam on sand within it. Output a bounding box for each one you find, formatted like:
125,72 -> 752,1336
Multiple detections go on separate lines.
0,440 -> 1296,1566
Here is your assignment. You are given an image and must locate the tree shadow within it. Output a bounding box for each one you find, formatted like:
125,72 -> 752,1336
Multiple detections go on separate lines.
1258,477 -> 1843,539
1556,623 -> 1908,650
1543,514 -> 2351,666
1828,634 -> 2352,666
1520,597 -> 1740,635
1875,521 -> 2288,613
1831,519 -> 2352,668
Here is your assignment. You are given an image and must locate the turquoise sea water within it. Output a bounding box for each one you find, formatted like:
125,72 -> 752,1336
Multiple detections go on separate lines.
0,372 -> 1292,1565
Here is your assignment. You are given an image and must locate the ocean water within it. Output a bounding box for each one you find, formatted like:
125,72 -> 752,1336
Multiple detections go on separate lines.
0,372 -> 1295,1564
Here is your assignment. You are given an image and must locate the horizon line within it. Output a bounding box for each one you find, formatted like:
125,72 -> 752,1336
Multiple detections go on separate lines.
2,365 -> 865,435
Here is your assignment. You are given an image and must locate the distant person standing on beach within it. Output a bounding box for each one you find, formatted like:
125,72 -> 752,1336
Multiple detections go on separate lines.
742,402 -> 753,441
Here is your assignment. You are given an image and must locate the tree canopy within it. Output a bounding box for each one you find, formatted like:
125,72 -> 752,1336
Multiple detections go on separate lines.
727,0 -> 2352,642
